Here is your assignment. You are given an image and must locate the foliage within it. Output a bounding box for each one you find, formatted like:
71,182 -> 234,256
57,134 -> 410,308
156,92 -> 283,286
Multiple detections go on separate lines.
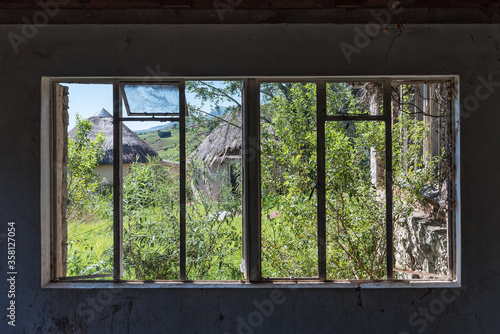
120,157 -> 243,280
67,115 -> 105,217
122,157 -> 180,279
65,81 -> 450,281
261,83 -> 318,277
186,159 -> 243,280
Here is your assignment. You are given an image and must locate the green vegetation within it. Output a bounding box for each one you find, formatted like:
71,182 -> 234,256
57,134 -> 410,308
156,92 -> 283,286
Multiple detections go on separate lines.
138,129 -> 179,161
67,115 -> 105,219
66,81 -> 451,280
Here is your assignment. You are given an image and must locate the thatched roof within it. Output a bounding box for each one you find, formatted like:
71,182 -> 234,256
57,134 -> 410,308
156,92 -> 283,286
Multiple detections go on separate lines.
192,111 -> 241,166
68,108 -> 159,165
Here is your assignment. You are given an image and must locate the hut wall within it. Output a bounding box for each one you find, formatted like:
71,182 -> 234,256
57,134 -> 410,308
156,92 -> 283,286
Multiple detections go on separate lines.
94,164 -> 131,184
193,160 -> 232,200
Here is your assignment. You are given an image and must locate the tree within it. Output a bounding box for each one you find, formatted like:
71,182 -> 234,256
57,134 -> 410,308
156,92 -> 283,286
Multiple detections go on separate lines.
186,80 -> 451,280
67,114 -> 105,216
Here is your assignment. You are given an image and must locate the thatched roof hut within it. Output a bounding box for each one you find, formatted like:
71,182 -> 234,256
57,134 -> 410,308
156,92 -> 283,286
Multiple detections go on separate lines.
192,111 -> 241,166
68,108 -> 159,165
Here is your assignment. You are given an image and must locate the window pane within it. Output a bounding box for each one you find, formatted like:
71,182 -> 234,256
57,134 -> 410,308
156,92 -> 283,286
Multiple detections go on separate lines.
64,83 -> 114,279
186,80 -> 243,280
123,84 -> 180,115
325,121 -> 387,280
391,81 -> 454,280
260,82 -> 318,278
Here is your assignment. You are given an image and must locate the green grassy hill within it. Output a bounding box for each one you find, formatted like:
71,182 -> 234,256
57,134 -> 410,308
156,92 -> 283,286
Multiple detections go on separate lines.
138,130 -> 179,161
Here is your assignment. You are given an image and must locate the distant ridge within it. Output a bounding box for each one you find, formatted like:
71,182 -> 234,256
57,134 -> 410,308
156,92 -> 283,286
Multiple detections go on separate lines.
135,123 -> 172,134
134,106 -> 230,134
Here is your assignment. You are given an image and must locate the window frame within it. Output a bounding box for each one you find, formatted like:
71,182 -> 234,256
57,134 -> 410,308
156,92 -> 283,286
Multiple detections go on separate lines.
41,76 -> 461,288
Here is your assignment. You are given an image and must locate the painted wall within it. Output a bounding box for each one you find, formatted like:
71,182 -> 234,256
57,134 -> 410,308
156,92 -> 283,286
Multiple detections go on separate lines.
0,23 -> 498,333
95,164 -> 131,185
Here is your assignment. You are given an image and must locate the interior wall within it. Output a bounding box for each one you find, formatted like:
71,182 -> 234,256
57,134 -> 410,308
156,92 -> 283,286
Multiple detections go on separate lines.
0,23 -> 499,333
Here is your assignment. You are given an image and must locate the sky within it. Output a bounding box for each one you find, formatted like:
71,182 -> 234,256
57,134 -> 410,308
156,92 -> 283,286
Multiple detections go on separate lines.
64,82 -> 238,132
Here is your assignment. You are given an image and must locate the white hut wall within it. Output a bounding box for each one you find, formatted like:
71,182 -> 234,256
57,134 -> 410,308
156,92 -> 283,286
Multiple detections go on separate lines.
192,160 -> 234,201
94,163 -> 131,184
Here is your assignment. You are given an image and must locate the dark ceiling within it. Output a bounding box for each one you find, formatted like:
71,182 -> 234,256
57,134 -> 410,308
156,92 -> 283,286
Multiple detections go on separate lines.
1,0 -> 499,24
0,0 -> 498,9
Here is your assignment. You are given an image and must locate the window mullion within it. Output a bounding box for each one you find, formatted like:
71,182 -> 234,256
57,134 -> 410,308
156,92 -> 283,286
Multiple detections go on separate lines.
179,80 -> 187,281
383,79 -> 393,280
243,79 -> 261,282
113,81 -> 124,280
317,80 -> 327,281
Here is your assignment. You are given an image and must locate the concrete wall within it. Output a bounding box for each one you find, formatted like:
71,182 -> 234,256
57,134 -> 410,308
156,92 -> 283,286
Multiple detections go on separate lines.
0,23 -> 498,333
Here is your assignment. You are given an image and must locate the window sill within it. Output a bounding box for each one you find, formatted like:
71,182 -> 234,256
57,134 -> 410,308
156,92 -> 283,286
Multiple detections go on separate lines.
43,280 -> 461,289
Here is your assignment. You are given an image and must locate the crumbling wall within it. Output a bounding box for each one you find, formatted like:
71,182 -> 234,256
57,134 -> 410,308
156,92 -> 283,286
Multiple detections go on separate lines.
394,215 -> 448,279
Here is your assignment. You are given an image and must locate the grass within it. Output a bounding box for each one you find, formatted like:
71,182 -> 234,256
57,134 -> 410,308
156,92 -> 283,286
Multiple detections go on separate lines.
67,194 -> 245,280
67,216 -> 113,278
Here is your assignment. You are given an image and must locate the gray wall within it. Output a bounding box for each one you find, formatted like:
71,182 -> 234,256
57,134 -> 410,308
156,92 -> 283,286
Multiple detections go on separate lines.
0,23 -> 498,333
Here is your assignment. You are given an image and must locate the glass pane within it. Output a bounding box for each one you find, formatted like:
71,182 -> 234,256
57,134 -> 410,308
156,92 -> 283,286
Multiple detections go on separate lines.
123,84 -> 180,115
260,82 -> 318,278
186,80 -> 243,280
327,82 -> 382,116
123,121 -> 180,280
64,83 -> 114,279
391,81 -> 453,280
326,121 -> 387,280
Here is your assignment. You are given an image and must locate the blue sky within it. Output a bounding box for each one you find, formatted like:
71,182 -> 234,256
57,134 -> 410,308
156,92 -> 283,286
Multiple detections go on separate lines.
64,82 -> 237,132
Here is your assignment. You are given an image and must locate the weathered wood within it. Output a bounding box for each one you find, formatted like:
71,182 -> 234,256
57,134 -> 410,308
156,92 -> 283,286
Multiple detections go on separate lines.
54,83 -> 69,278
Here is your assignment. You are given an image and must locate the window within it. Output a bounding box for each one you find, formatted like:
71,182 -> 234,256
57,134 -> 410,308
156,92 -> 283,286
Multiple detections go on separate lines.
41,76 -> 459,286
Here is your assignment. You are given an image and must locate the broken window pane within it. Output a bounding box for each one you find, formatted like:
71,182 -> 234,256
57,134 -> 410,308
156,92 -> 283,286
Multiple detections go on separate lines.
123,84 -> 180,115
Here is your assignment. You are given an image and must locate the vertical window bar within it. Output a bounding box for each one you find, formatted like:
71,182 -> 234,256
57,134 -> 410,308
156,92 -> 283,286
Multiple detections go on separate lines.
113,82 -> 123,280
383,80 -> 394,280
179,80 -> 187,281
244,79 -> 261,282
447,97 -> 456,280
317,81 -> 327,281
